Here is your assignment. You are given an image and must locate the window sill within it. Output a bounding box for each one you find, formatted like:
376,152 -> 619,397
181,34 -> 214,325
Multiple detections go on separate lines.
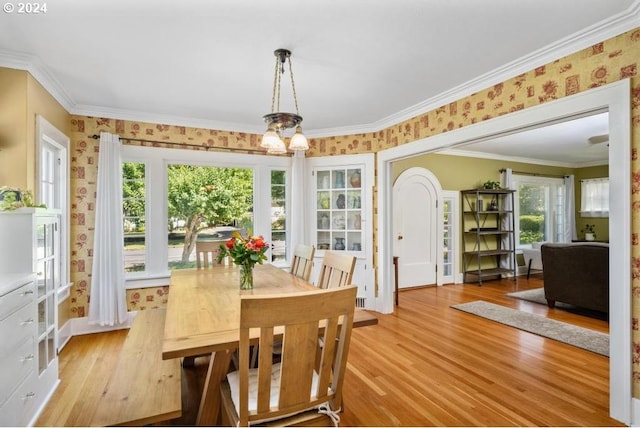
125,273 -> 171,289
580,211 -> 609,218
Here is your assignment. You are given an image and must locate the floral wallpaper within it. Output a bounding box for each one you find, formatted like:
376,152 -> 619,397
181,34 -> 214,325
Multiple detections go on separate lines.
69,28 -> 640,392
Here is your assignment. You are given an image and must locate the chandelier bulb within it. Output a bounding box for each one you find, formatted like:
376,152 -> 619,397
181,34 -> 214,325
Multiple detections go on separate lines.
266,135 -> 287,154
289,125 -> 309,151
261,126 -> 280,149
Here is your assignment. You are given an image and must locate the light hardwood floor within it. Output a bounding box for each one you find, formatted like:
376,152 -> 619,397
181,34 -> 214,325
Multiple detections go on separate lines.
36,275 -> 622,427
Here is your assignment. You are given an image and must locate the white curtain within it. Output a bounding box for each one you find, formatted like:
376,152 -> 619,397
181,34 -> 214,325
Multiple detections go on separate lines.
88,132 -> 127,326
290,151 -> 306,252
563,175 -> 577,242
500,168 -> 514,271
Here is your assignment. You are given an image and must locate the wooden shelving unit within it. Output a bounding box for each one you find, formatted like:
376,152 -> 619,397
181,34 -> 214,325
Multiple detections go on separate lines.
461,189 -> 516,284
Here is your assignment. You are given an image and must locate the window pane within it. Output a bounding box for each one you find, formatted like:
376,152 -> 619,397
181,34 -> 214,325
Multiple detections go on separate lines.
167,164 -> 254,270
271,170 -> 287,263
518,184 -> 547,245
123,162 -> 146,273
581,178 -> 609,216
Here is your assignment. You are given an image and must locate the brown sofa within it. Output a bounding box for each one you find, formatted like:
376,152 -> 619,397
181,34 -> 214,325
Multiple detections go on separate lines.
540,242 -> 609,313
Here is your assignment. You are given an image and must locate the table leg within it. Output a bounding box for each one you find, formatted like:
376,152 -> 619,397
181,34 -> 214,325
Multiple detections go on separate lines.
196,350 -> 232,426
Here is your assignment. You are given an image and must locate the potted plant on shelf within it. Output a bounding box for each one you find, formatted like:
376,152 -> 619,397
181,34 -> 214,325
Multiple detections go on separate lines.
581,224 -> 596,241
482,180 -> 501,190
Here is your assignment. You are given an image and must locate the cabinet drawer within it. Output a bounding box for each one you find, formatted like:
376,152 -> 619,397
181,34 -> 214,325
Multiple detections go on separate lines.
0,281 -> 35,321
0,303 -> 36,357
0,370 -> 37,427
0,337 -> 34,407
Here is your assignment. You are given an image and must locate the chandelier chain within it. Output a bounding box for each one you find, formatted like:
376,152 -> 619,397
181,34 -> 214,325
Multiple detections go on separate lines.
288,55 -> 300,115
270,54 -> 279,115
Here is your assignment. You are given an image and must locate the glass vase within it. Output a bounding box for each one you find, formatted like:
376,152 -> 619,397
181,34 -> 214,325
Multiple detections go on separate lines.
239,264 -> 254,290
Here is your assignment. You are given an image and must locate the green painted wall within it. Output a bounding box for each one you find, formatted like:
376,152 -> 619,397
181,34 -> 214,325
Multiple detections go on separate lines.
392,152 -> 610,247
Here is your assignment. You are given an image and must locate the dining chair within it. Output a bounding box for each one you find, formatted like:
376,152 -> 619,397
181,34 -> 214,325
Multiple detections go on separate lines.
219,285 -> 358,427
316,251 -> 356,289
183,240 -> 225,367
195,240 -> 222,269
290,243 -> 316,281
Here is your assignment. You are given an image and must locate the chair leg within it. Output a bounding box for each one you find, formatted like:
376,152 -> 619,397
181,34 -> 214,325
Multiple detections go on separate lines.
527,259 -> 532,279
182,356 -> 196,367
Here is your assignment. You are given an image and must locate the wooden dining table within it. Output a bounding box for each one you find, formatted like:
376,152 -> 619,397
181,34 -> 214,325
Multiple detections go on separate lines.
162,263 -> 377,426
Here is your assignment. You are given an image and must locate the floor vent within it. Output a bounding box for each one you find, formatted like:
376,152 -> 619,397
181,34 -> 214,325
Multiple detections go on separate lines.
356,297 -> 366,308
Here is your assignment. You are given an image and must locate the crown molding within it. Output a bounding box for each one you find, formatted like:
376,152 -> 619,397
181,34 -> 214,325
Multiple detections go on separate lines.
71,104 -> 266,135
1,1 -> 639,138
0,49 -> 76,113
441,148 -> 608,169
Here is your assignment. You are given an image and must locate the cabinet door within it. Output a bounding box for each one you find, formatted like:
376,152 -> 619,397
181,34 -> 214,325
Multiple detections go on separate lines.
308,154 -> 374,309
315,167 -> 363,253
35,215 -> 59,375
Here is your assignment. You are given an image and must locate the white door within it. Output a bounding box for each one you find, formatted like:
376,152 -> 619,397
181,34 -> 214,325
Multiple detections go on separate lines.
393,168 -> 439,288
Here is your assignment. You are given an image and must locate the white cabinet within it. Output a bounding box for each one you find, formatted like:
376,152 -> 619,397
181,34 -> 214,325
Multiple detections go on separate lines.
0,209 -> 60,426
307,154 -> 374,309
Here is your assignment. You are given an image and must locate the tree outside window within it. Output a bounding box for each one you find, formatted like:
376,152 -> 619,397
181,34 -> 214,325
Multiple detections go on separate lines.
166,165 -> 254,269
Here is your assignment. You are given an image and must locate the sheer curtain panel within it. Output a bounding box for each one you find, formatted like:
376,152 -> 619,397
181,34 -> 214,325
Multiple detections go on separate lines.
563,175 -> 577,242
500,168 -> 514,271
88,132 -> 128,326
290,151 -> 306,251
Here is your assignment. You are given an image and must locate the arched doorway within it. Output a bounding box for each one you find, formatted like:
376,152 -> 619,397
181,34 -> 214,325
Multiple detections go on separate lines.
393,167 -> 441,289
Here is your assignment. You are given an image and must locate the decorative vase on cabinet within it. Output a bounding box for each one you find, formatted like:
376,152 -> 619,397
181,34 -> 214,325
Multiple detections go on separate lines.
350,170 -> 361,188
334,237 -> 346,250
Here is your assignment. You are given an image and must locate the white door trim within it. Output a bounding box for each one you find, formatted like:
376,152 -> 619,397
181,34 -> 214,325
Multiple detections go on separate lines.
376,79 -> 631,425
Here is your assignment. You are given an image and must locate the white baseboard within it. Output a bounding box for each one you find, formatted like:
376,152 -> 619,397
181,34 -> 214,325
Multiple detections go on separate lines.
57,312 -> 137,353
57,320 -> 72,352
68,312 -> 137,337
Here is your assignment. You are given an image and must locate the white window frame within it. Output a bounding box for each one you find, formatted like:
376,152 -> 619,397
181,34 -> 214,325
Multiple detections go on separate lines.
580,177 -> 609,218
122,145 -> 291,288
269,169 -> 289,267
512,174 -> 565,248
36,115 -> 71,302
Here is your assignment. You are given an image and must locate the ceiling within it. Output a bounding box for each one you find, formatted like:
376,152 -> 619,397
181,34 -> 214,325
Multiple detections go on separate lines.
1,0 -> 638,165
447,111 -> 610,167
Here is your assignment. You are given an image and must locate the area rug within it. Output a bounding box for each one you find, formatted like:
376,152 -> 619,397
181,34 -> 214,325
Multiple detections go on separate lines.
451,300 -> 609,357
506,287 -> 573,309
506,288 -> 608,320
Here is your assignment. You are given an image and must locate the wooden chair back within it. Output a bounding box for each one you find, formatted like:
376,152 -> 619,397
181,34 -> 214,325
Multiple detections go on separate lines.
289,244 -> 316,282
195,240 -> 222,269
220,286 -> 358,426
316,251 -> 356,289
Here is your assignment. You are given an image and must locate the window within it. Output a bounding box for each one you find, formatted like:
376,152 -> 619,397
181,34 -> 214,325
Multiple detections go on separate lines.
123,162 -> 146,273
271,170 -> 287,263
513,175 -> 565,246
166,164 -> 254,271
580,177 -> 609,217
121,146 -> 291,287
36,115 -> 70,300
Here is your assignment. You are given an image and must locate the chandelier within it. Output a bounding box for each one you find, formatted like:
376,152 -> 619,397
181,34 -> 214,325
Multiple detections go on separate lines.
260,49 -> 309,154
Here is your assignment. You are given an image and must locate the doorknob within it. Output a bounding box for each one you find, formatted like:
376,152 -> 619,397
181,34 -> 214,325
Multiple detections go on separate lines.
397,235 -> 403,240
